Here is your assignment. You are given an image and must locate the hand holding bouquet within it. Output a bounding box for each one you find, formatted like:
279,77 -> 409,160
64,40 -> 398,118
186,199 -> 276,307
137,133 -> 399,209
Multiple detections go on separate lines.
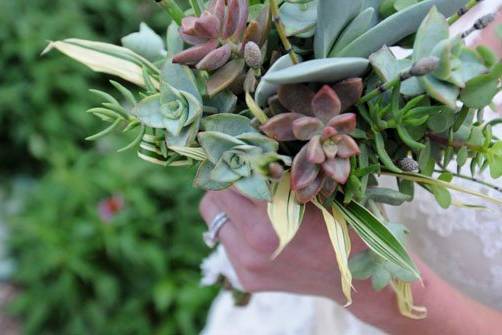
44,0 -> 502,318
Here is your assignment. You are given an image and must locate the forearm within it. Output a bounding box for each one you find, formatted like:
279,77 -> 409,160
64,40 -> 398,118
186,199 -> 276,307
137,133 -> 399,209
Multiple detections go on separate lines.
331,259 -> 502,335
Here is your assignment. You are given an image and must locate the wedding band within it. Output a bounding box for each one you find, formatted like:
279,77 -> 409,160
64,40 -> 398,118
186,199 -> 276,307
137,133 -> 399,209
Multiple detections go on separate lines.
203,212 -> 228,248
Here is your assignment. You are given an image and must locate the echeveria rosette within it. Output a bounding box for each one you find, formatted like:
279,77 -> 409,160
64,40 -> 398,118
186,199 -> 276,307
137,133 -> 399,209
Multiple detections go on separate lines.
260,80 -> 363,203
195,114 -> 282,201
173,0 -> 249,71
413,7 -> 487,109
133,82 -> 202,146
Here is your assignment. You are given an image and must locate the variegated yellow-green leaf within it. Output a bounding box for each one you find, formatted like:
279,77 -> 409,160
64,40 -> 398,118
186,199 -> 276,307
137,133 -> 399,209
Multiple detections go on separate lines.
168,146 -> 207,161
43,39 -> 159,88
312,199 -> 352,306
246,92 -> 269,124
391,279 -> 427,319
383,172 -> 502,205
267,172 -> 305,258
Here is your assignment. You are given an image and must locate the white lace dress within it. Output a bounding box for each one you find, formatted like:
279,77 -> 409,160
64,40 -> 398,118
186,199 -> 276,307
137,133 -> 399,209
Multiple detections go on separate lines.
201,2 -> 502,334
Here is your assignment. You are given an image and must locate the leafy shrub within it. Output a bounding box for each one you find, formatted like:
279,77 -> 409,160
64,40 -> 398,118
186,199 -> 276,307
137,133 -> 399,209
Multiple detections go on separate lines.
5,140 -> 216,335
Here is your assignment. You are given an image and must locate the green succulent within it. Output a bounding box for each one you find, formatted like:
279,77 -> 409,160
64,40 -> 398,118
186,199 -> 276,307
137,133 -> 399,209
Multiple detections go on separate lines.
412,6 -> 487,108
195,114 -> 282,201
133,82 -> 202,146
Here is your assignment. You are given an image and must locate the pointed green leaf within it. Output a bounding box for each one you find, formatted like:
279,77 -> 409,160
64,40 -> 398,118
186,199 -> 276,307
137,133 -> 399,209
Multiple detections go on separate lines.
121,23 -> 166,62
334,0 -> 468,58
331,8 -> 377,55
314,0 -> 362,58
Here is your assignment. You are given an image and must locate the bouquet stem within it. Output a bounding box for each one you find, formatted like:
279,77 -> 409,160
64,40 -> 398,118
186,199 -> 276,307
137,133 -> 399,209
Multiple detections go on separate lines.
447,0 -> 483,25
154,0 -> 184,25
269,0 -> 299,64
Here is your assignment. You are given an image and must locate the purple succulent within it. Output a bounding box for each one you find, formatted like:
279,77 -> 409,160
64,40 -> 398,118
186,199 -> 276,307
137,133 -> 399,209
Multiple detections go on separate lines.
260,79 -> 363,203
173,0 -> 250,71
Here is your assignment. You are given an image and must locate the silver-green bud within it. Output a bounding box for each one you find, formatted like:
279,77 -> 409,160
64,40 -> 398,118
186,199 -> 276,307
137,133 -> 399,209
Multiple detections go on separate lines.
244,42 -> 262,69
409,56 -> 440,76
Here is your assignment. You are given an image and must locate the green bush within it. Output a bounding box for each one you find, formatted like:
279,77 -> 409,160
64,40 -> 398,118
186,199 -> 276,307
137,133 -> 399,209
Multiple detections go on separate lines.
6,142 -> 216,335
0,0 -> 167,172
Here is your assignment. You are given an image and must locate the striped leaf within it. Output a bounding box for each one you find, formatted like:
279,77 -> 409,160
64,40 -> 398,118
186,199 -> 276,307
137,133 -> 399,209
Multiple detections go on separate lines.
335,200 -> 420,279
43,39 -> 159,88
267,173 -> 305,258
391,279 -> 427,319
313,199 -> 352,306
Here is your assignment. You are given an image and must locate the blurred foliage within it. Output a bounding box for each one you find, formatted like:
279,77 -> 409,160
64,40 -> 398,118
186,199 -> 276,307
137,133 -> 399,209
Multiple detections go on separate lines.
1,1 -> 216,334
5,143 -> 216,335
0,0 -> 167,173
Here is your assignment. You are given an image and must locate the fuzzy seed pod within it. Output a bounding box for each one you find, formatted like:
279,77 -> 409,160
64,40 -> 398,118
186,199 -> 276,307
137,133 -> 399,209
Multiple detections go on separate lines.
397,157 -> 419,172
244,41 -> 262,69
409,56 -> 440,77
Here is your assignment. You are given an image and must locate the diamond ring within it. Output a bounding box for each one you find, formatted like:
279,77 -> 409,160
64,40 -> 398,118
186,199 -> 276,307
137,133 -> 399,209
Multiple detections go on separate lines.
203,212 -> 228,248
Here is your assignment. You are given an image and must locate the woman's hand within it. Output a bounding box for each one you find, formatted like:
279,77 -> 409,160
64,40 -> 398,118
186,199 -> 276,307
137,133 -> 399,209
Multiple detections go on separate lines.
200,189 -> 502,335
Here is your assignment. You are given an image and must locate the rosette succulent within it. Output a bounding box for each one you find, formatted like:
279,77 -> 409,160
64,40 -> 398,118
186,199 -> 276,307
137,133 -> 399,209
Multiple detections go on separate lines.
196,114 -> 282,200
261,79 -> 363,203
173,0 -> 266,71
133,81 -> 202,146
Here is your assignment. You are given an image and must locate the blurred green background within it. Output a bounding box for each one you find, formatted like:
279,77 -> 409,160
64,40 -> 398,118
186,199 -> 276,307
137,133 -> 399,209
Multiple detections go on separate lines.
0,1 -> 216,334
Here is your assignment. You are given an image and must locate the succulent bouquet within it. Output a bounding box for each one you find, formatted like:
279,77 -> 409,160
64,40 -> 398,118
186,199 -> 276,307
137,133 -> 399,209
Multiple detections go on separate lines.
44,0 -> 502,318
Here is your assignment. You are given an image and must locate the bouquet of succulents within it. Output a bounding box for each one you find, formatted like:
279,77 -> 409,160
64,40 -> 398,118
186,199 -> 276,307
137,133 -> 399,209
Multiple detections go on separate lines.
44,0 -> 502,318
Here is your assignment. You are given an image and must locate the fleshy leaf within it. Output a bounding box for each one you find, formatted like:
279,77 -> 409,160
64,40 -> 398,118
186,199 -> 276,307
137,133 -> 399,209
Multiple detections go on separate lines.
198,131 -> 245,163
260,113 -> 304,141
331,7 -> 377,55
202,113 -> 257,136
332,78 -> 364,111
207,59 -> 246,97
255,54 -> 298,107
460,63 -> 502,109
311,85 -> 342,123
280,0 -> 318,38
121,22 -> 166,62
333,0 -> 468,58
291,145 -> 320,190
234,174 -> 271,201
194,160 -> 232,190
369,46 -> 424,96
264,58 -> 369,85
277,84 -> 315,116
314,0 -> 362,58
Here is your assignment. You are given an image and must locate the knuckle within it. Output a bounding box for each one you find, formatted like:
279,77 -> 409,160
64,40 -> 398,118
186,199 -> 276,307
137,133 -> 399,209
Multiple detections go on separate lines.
240,252 -> 268,273
246,225 -> 279,255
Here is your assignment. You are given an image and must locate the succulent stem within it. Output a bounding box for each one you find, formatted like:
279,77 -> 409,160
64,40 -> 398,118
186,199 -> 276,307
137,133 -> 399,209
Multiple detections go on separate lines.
245,92 -> 269,124
458,11 -> 497,39
434,169 -> 502,193
447,0 -> 483,25
154,0 -> 185,25
188,0 -> 202,16
357,57 -> 439,105
269,0 -> 300,64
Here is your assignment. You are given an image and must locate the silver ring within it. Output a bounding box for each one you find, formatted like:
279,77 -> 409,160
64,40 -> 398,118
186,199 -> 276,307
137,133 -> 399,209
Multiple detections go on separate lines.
203,212 -> 228,248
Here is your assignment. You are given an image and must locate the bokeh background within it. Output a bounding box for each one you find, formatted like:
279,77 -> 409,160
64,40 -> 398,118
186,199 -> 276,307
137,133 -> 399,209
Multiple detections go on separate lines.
0,1 -> 217,334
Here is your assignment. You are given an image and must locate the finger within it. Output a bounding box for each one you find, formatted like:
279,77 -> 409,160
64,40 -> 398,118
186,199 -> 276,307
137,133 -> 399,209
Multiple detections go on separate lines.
210,189 -> 279,255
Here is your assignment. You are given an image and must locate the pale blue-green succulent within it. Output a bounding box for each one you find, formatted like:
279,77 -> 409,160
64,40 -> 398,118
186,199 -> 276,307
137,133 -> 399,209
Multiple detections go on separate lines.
133,81 -> 202,146
195,114 -> 284,201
